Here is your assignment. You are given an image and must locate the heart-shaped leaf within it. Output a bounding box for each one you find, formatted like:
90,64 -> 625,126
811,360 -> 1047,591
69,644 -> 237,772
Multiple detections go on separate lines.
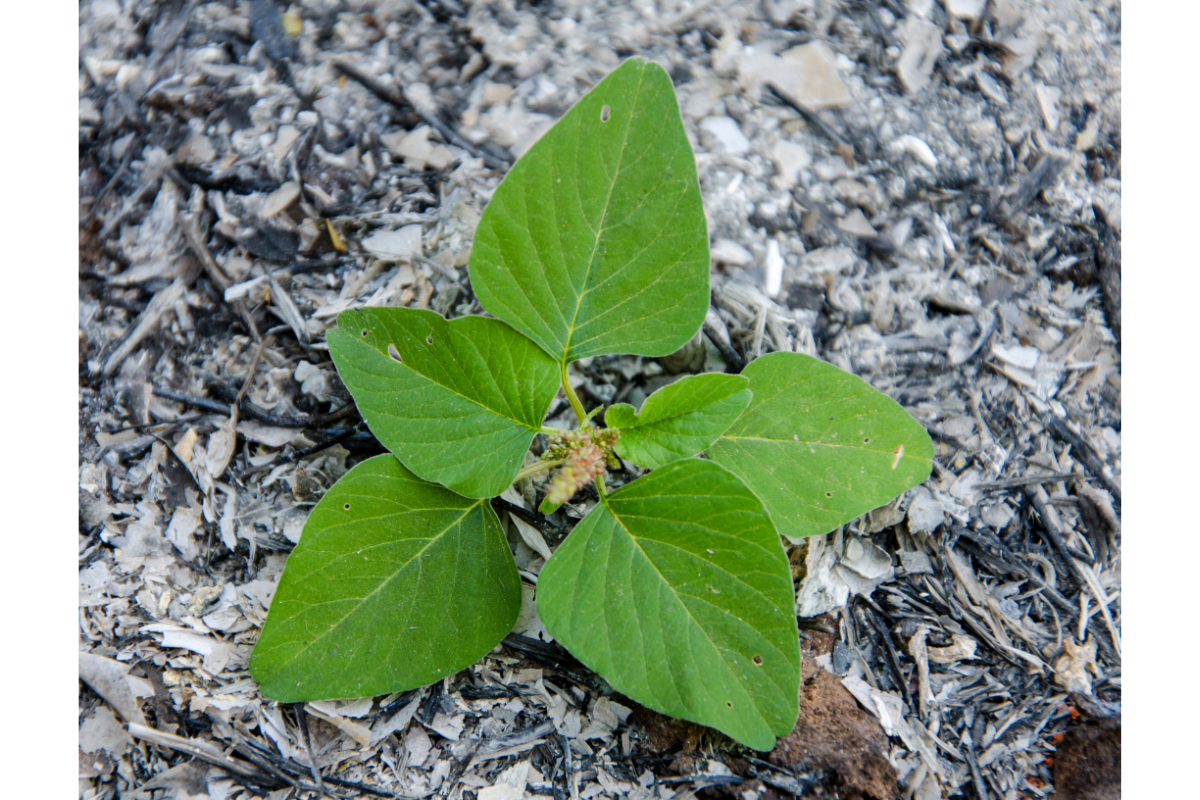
536,459 -> 799,751
329,307 -> 560,498
469,57 -> 710,364
250,455 -> 521,702
606,374 -> 752,469
707,352 -> 934,542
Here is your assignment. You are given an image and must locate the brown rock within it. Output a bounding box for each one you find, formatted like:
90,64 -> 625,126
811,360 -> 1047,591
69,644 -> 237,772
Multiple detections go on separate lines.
1052,716 -> 1121,800
631,704 -> 706,759
768,658 -> 898,800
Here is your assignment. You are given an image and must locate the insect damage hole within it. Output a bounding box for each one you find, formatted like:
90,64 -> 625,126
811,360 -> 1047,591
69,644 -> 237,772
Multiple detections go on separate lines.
825,492 -> 833,498
361,329 -> 368,337
752,655 -> 763,665
387,343 -> 403,363
426,334 -> 434,344
600,104 -> 611,122
343,503 -> 351,510
891,444 -> 905,470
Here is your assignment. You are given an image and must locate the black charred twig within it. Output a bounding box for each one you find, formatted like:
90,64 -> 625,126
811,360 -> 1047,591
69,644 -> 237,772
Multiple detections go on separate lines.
152,387 -> 231,416
290,425 -> 367,461
491,496 -> 568,538
128,724 -> 285,792
965,706 -> 992,800
860,600 -> 914,711
153,385 -> 357,430
703,320 -> 746,374
766,83 -> 856,167
953,532 -> 1076,615
741,756 -> 822,796
982,472 -> 1078,491
183,199 -> 263,342
227,734 -> 302,794
1044,416 -> 1121,503
333,61 -> 510,169
1027,488 -> 1089,592
294,706 -> 328,798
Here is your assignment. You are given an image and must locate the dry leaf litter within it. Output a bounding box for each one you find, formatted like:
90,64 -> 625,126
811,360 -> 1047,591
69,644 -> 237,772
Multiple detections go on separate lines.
79,1 -> 1121,798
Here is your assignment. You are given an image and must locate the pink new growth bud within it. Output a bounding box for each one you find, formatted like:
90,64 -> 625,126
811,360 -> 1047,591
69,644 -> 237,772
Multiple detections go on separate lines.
542,426 -> 621,506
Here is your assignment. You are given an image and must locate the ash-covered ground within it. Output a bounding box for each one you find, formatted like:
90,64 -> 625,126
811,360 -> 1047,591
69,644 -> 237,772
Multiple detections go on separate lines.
79,2 -> 1120,799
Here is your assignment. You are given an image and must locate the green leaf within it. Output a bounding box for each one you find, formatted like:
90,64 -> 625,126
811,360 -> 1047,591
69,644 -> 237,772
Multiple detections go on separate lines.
537,459 -> 799,751
707,352 -> 934,542
328,307 -> 560,498
250,455 -> 521,702
469,57 -> 710,364
606,374 -> 752,469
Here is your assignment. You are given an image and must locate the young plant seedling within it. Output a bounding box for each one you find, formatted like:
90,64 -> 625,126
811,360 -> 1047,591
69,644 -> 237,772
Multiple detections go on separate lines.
250,58 -> 933,751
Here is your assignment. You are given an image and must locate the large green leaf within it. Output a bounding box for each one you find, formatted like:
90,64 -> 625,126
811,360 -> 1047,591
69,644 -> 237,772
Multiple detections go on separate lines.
250,455 -> 521,702
469,57 -> 710,364
537,459 -> 799,751
328,307 -> 559,498
605,374 -> 752,469
707,352 -> 934,542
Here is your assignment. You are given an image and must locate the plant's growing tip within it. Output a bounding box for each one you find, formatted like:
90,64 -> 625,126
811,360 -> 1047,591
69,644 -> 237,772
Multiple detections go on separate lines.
540,426 -> 621,512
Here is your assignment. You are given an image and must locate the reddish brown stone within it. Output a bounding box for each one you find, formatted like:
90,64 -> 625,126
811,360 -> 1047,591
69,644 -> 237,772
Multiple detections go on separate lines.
766,657 -> 899,800
1052,716 -> 1121,800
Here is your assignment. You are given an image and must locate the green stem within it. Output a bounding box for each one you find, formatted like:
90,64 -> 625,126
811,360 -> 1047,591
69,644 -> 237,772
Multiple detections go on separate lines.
514,459 -> 563,483
560,360 -> 588,425
595,474 -> 608,500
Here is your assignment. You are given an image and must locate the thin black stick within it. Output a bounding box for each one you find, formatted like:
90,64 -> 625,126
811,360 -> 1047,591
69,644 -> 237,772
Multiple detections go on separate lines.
153,387 -> 230,416
1027,488 -> 1089,592
953,532 -> 1076,614
861,599 -> 915,712
295,705 -> 328,798
333,61 -> 510,169
703,320 -> 746,374
155,383 -> 357,430
1044,416 -> 1121,503
491,496 -> 568,538
966,704 -> 992,800
766,83 -> 856,166
290,425 -> 366,461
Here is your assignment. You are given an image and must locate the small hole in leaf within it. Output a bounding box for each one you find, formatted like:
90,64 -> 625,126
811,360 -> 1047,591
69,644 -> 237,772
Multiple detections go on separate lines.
361,329 -> 368,336
426,335 -> 434,344
864,437 -> 870,443
388,343 -> 403,363
601,104 -> 611,122
343,503 -> 351,510
753,655 -> 763,665
726,701 -> 733,708
825,492 -> 833,497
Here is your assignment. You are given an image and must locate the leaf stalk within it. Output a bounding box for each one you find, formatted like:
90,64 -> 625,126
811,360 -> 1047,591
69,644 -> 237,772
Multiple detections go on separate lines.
560,360 -> 588,425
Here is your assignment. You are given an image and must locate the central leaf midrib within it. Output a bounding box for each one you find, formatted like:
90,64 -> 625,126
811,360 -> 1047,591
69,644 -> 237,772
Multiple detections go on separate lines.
358,335 -> 539,433
719,433 -> 919,456
269,502 -> 481,667
602,496 -> 776,732
561,65 -> 647,363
